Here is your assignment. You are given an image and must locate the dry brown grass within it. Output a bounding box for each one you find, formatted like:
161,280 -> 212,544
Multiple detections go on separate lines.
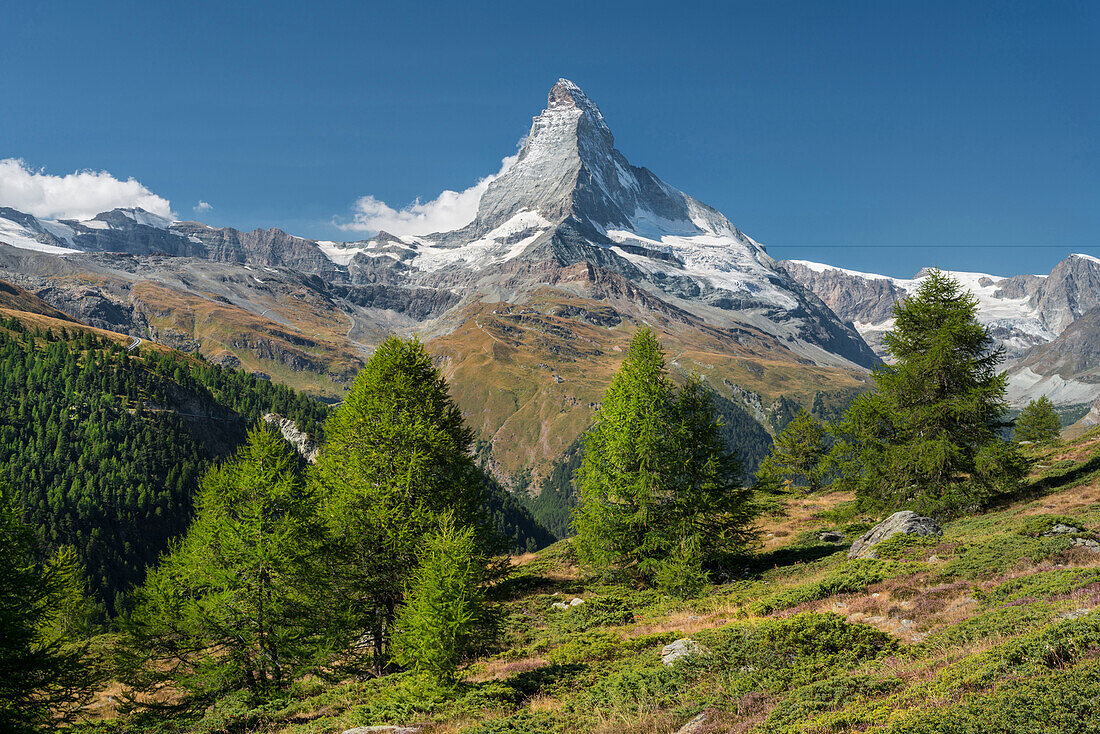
466,656 -> 548,683
759,490 -> 856,551
1017,477 -> 1100,517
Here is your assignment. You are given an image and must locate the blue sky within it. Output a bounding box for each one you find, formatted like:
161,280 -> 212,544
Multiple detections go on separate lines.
1,0 -> 1096,277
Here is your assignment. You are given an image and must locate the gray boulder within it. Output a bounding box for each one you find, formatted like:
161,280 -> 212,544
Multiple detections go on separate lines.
661,638 -> 704,667
1072,537 -> 1100,552
1044,523 -> 1083,536
674,713 -> 708,734
848,511 -> 942,559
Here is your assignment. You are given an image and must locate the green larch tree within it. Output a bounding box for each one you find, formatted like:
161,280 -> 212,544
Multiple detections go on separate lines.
391,513 -> 497,684
1014,396 -> 1061,444
122,426 -> 335,708
573,328 -> 755,588
758,409 -> 829,494
311,336 -> 493,673
0,486 -> 96,732
831,270 -> 1028,512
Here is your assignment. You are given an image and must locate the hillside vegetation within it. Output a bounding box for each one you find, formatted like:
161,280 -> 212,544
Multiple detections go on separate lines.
0,311 -> 327,613
6,272 -> 1100,733
75,427 -> 1100,733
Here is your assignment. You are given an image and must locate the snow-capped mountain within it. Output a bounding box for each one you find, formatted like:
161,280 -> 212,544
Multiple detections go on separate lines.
0,79 -> 878,371
1,77 -> 1098,474
318,79 -> 879,369
781,255 -> 1100,407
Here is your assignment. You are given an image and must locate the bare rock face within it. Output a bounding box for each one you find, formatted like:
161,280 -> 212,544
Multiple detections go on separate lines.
1007,307 -> 1100,407
780,260 -> 903,328
848,511 -> 942,559
262,413 -> 319,463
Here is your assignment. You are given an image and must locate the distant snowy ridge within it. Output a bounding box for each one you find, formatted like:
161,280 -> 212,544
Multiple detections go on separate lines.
781,255 -> 1100,406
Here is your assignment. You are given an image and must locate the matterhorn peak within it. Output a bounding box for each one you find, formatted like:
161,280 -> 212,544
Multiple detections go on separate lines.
471,78 -> 727,239
545,78 -> 610,134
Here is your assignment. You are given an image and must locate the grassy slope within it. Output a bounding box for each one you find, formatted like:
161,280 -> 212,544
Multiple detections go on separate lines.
105,429 -> 1100,733
132,281 -> 363,400
432,299 -> 868,481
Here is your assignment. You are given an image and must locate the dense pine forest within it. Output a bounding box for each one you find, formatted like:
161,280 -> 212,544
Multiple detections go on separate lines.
0,316 -> 328,613
0,315 -> 555,621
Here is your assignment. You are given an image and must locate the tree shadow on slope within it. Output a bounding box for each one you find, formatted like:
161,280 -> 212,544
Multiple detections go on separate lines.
737,540 -> 848,579
987,449 -> 1100,511
490,573 -> 585,602
504,663 -> 587,701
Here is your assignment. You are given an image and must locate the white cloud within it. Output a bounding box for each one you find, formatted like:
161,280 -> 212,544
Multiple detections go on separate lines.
194,200 -> 213,213
0,158 -> 174,221
337,154 -> 518,236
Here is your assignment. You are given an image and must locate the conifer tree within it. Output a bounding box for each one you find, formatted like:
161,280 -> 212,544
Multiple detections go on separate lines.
123,427 -> 334,707
391,513 -> 496,684
573,328 -> 754,586
831,270 -> 1027,511
664,378 -> 755,576
311,336 -> 491,672
573,327 -> 677,576
758,409 -> 829,494
39,546 -> 98,643
0,486 -> 95,732
1014,396 -> 1061,444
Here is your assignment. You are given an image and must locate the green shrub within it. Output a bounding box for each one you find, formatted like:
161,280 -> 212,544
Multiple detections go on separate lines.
449,681 -> 520,717
993,611 -> 1100,673
940,535 -> 1072,580
459,710 -> 557,734
922,603 -> 1059,649
763,673 -> 904,729
872,533 -> 940,561
560,594 -> 638,630
342,673 -> 449,725
546,630 -> 626,665
889,660 -> 1100,733
750,560 -> 906,615
690,613 -> 895,693
987,568 -> 1100,605
1017,514 -> 1089,538
582,657 -> 683,715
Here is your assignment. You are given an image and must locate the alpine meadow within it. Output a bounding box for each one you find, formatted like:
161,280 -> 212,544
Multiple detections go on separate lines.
3,4 -> 1100,732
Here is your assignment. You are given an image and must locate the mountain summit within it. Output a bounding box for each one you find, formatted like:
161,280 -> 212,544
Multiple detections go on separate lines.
414,79 -> 879,369
471,78 -> 755,247
0,79 -> 901,478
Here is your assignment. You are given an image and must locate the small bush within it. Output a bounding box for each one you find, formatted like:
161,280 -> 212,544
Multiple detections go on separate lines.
1018,514 -> 1089,538
763,673 -> 904,729
922,603 -> 1059,649
750,560 -> 906,615
689,613 -> 895,692
560,594 -> 638,630
546,630 -> 626,665
940,535 -> 1072,580
582,657 -> 683,714
889,660 -> 1100,733
987,568 -> 1100,605
459,710 -> 557,734
872,533 -> 940,561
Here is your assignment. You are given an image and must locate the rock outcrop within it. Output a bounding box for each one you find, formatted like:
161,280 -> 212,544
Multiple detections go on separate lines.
848,511 -> 942,559
263,413 -> 319,463
661,638 -> 704,667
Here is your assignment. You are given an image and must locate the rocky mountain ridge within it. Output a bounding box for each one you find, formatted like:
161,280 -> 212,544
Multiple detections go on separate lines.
1,79 -> 1097,477
781,255 -> 1100,409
